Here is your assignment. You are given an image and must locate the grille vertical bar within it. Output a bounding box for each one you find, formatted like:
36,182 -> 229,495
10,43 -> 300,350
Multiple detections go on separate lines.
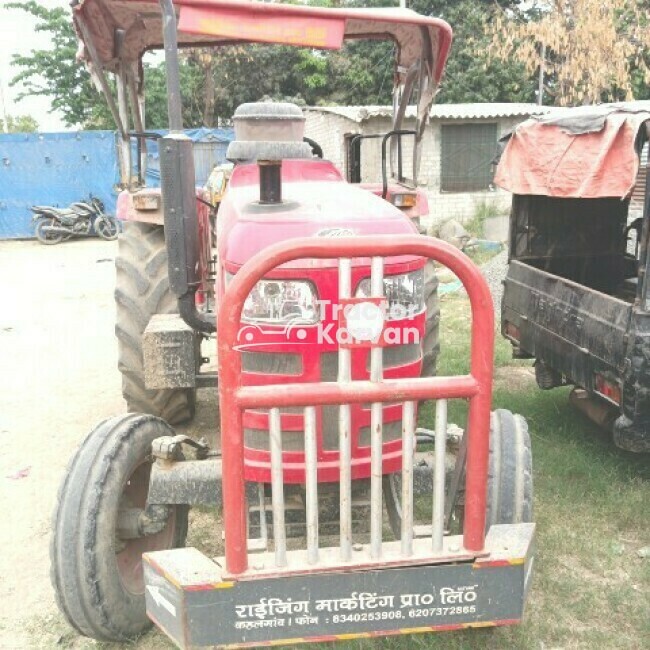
304,406 -> 319,565
432,399 -> 448,551
338,258 -> 353,561
269,408 -> 287,566
369,256 -> 384,558
400,400 -> 416,555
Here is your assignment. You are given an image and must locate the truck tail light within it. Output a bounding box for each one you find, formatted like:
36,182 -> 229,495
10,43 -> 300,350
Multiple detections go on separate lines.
594,373 -> 621,405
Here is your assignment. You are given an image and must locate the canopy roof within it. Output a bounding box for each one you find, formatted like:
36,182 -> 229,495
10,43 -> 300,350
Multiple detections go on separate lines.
73,0 -> 452,84
494,103 -> 650,199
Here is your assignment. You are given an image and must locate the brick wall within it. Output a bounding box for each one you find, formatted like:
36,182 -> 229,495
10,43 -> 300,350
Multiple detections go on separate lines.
303,111 -> 359,173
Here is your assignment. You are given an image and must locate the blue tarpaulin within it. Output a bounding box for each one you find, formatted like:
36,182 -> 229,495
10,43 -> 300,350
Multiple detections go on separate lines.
0,128 -> 233,239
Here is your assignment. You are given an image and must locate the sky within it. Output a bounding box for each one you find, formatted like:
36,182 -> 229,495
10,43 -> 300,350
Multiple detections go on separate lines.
0,0 -> 70,131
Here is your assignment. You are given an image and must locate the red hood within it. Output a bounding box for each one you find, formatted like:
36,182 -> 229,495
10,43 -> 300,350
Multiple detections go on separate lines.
217,160 -> 419,269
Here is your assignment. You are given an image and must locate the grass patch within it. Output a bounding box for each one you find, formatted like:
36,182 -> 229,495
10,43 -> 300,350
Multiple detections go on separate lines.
463,201 -> 502,240
421,294 -> 650,649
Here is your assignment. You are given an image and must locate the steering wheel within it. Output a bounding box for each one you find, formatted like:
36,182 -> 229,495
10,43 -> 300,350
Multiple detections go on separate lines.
303,137 -> 323,159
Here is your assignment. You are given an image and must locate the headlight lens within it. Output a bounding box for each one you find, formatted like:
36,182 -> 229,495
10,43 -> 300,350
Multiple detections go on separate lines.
242,279 -> 319,324
356,269 -> 424,320
391,192 -> 417,208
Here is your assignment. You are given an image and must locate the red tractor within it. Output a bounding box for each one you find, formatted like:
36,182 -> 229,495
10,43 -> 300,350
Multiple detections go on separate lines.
52,1 -> 535,647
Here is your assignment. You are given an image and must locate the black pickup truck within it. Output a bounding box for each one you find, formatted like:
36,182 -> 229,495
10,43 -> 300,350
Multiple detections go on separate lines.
496,104 -> 650,452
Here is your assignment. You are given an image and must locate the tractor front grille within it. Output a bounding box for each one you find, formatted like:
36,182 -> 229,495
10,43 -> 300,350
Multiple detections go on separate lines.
242,351 -> 302,375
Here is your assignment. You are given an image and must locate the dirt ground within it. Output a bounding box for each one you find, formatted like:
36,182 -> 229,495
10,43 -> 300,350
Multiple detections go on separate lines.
0,239 -> 215,648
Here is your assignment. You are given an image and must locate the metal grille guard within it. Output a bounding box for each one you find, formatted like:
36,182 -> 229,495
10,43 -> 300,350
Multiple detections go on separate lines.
217,234 -> 495,577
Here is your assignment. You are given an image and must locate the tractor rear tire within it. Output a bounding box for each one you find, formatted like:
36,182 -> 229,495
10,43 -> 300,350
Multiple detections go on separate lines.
51,414 -> 188,642
421,260 -> 440,378
115,222 -> 196,424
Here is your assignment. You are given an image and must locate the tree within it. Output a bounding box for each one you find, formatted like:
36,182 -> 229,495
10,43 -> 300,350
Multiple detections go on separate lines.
409,0 -> 537,104
8,1 -> 110,128
486,0 -> 650,105
7,1 -> 203,129
0,114 -> 39,133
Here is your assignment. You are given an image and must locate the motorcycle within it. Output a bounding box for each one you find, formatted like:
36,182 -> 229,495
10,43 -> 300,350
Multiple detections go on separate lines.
32,196 -> 119,245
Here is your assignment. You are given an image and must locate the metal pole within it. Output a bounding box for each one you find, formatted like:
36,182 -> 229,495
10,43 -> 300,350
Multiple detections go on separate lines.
304,407 -> 319,565
432,399 -> 448,551
538,43 -> 546,106
269,408 -> 287,567
75,16 -> 127,138
400,401 -> 415,556
338,259 -> 353,561
125,66 -> 148,184
370,256 -> 384,559
159,0 -> 184,131
115,67 -> 132,188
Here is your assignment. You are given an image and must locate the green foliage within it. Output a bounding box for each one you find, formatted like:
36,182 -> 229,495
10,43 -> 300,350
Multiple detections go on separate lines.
7,1 -> 204,129
8,1 -> 108,128
0,114 -> 38,133
463,200 -> 501,239
410,0 -> 537,104
142,60 -> 206,129
323,40 -> 394,105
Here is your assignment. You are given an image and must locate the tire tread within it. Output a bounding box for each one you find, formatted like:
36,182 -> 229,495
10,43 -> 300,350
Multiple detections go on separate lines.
115,222 -> 195,424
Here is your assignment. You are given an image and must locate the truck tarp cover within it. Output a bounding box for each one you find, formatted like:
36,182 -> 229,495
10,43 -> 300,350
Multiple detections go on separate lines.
494,104 -> 650,199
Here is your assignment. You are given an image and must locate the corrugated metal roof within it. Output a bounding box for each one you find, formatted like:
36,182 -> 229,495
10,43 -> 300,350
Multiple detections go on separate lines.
303,106 -> 399,122
431,103 -> 554,119
304,103 -> 554,123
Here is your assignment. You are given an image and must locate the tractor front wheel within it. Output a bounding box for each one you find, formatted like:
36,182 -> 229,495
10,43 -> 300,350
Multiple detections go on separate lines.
115,222 -> 196,424
384,409 -> 533,539
446,409 -> 533,534
51,414 -> 188,642
484,409 -> 533,528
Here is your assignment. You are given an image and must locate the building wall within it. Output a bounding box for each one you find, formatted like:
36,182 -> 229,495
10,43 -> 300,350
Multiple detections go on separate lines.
304,111 -> 359,174
423,115 -> 523,227
304,111 -> 526,229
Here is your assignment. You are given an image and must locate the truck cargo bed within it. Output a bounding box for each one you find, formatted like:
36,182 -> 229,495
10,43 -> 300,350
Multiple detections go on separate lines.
502,260 -> 632,392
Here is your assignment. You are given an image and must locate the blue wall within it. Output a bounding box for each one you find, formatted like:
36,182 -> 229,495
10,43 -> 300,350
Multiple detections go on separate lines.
0,128 -> 233,239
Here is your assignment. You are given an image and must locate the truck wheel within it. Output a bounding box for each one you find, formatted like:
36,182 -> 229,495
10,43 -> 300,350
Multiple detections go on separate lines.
534,360 -> 563,390
420,260 -> 440,378
115,222 -> 196,424
384,409 -> 532,539
51,414 -> 188,642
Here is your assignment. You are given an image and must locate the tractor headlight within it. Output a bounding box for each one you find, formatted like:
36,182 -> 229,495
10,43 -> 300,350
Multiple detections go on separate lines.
356,269 -> 425,320
242,279 -> 319,325
390,192 -> 417,208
